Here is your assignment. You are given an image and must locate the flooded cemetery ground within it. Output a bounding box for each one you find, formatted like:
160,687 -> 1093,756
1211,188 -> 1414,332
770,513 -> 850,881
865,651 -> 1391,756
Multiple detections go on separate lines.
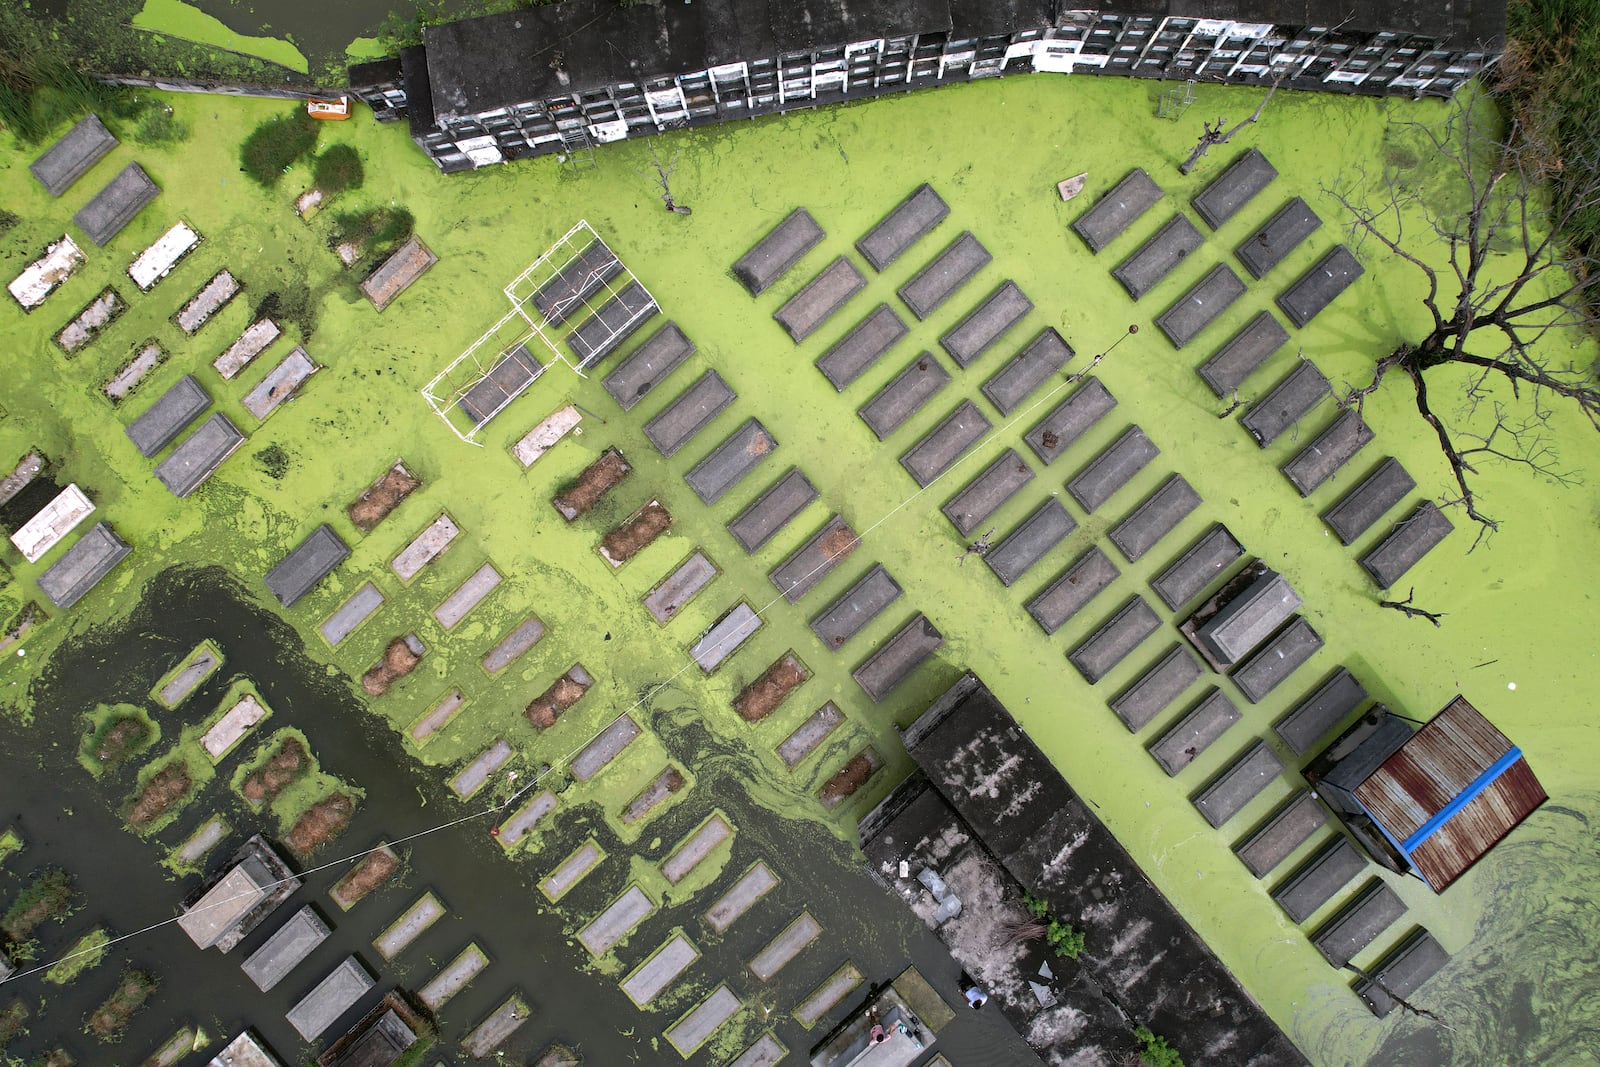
1,50 -> 1599,1067
3,566 -> 1029,1065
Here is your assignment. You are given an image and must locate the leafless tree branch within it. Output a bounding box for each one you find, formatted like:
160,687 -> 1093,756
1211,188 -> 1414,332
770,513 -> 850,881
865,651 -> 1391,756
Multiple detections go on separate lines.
1325,87 -> 1600,538
1378,587 -> 1447,627
637,138 -> 692,215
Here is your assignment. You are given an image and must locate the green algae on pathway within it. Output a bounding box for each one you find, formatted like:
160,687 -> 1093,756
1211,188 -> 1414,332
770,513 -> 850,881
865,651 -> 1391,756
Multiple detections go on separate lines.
132,0 -> 310,74
0,76 -> 1596,1067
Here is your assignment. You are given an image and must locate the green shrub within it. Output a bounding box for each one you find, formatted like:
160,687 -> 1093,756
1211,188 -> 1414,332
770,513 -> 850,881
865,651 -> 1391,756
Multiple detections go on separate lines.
0,999 -> 29,1051
1135,1025 -> 1184,1067
312,143 -> 364,194
1023,892 -> 1050,919
239,108 -> 320,186
1046,919 -> 1085,959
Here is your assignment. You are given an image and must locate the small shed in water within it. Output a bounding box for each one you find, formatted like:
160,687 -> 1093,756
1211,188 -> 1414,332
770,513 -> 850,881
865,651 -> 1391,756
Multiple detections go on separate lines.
1308,696 -> 1546,892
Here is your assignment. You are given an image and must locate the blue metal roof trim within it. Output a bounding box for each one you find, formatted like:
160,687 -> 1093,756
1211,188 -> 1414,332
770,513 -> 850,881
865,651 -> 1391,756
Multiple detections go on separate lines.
1398,745 -> 1524,855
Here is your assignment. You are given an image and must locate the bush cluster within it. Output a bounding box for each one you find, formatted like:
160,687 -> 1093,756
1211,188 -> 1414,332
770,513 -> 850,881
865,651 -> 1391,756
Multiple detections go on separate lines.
1135,1025 -> 1184,1067
312,143 -> 364,194
239,107 -> 319,186
1023,892 -> 1086,960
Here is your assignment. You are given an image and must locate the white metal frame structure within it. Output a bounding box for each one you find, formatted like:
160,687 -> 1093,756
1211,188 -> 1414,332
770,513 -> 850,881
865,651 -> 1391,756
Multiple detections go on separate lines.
421,220 -> 656,444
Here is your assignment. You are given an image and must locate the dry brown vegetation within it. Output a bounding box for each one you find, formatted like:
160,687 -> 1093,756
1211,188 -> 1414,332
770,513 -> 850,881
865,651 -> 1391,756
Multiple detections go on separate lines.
734,654 -> 809,722
240,736 -> 308,805
819,523 -> 860,562
363,637 -> 421,696
348,461 -> 421,532
90,716 -> 149,767
552,448 -> 630,519
287,793 -> 357,857
601,501 -> 671,563
331,847 -> 401,907
819,752 -> 879,808
124,763 -> 191,830
526,671 -> 590,730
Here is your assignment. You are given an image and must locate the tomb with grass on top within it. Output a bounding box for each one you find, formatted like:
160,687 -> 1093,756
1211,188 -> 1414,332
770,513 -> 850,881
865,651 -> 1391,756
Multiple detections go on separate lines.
734,653 -> 809,722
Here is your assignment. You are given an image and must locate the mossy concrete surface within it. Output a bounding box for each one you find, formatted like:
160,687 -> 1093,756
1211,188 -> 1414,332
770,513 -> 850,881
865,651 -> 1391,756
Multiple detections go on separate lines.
0,73 -> 1597,1065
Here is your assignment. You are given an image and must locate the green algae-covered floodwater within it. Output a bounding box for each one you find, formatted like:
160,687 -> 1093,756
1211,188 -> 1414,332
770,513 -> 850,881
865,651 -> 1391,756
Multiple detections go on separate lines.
2,71 -> 1599,1067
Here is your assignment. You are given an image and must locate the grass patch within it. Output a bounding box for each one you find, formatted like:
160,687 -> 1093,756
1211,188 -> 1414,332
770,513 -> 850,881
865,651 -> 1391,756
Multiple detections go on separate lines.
84,968 -> 157,1042
121,746 -> 213,836
44,926 -> 110,985
0,1000 -> 28,1051
239,106 -> 320,186
1134,1025 -> 1185,1067
130,0 -> 309,73
1,869 -> 75,943
134,103 -> 190,146
77,703 -> 160,777
0,44 -> 134,144
313,143 -> 364,196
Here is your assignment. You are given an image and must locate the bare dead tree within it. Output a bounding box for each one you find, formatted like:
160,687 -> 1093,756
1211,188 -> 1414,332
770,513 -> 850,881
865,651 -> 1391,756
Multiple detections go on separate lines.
639,139 -> 692,215
1342,962 -> 1452,1027
956,528 -> 996,567
1179,21 -> 1352,176
1326,90 -> 1600,546
1378,586 -> 1447,627
1180,115 -> 1231,176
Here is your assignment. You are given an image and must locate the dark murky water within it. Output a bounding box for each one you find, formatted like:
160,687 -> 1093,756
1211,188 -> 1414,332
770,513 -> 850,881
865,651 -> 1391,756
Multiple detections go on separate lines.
0,566 -> 1035,1065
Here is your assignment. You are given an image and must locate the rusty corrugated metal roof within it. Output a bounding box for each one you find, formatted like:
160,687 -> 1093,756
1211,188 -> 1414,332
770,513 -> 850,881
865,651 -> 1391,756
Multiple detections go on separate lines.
1353,696 -> 1546,891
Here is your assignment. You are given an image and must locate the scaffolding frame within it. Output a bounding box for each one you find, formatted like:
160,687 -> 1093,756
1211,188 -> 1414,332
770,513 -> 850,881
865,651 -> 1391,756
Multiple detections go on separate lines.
422,220 -> 656,444
1157,79 -> 1197,119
